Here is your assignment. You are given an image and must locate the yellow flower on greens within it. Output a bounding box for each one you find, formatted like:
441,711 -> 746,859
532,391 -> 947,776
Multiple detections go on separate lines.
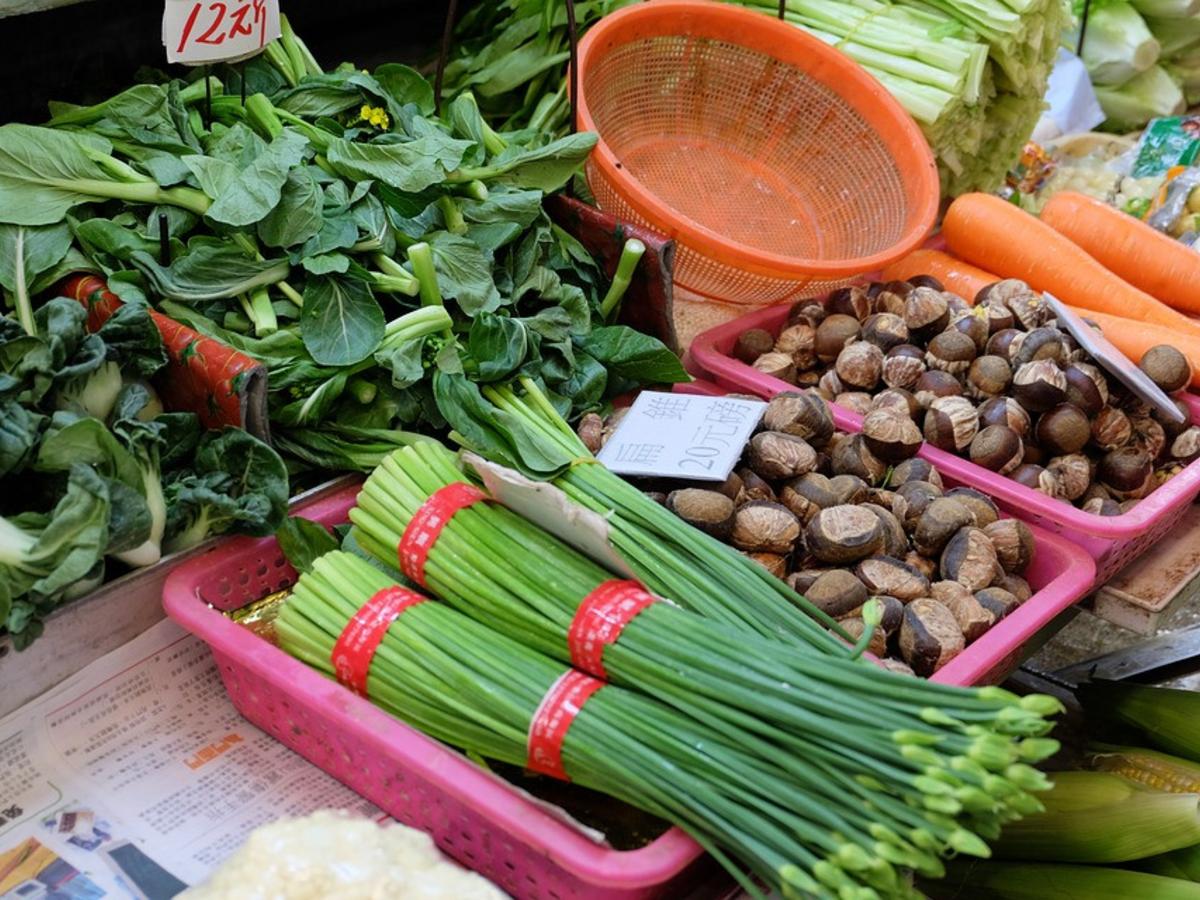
358,104 -> 390,131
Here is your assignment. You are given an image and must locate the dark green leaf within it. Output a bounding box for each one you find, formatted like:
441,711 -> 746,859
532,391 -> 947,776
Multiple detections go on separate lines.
300,273 -> 385,366
257,167 -> 323,249
0,223 -> 73,295
0,125 -> 116,226
374,64 -> 435,115
190,130 -> 309,227
326,132 -> 473,193
301,253 -> 351,275
0,399 -> 44,476
378,336 -> 426,389
468,312 -> 526,381
131,238 -> 290,302
473,132 -> 597,192
276,516 -> 338,575
427,230 -> 500,314
578,325 -> 689,384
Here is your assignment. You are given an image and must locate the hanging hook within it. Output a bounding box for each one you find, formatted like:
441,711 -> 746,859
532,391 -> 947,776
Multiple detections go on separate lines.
434,0 -> 461,116
778,0 -> 786,19
1076,0 -> 1091,56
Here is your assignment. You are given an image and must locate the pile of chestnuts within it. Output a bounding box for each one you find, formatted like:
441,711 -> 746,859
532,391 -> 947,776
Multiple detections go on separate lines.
734,276 -> 1200,514
578,392 -> 1037,677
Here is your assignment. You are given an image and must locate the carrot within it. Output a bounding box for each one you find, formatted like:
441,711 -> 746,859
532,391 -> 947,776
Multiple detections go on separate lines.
880,249 -> 998,302
1041,191 -> 1200,317
943,193 -> 1200,338
1067,306 -> 1200,390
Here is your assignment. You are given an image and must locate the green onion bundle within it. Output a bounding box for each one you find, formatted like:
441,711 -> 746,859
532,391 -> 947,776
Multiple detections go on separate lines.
347,441 -> 1061,877
281,551 -> 936,899
438,375 -> 849,653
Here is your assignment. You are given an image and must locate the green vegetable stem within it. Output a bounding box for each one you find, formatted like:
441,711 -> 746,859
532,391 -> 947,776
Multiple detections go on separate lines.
600,238 -> 646,319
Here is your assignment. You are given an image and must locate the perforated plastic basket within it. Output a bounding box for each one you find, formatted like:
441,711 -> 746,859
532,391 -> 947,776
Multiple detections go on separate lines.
162,486 -> 709,900
687,302 -> 1200,588
574,0 -> 939,306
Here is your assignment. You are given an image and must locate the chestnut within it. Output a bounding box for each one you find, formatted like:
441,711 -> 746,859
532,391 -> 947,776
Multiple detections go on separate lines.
865,503 -> 908,558
748,432 -> 818,480
914,370 -> 964,410
951,310 -> 990,353
924,395 -> 979,453
986,327 -> 1023,361
835,341 -> 883,391
1012,360 -> 1067,413
1063,362 -> 1109,417
828,474 -> 871,506
945,487 -> 1000,528
978,396 -> 1032,438
806,505 -> 885,564
826,285 -> 873,321
969,425 -> 1023,474
855,555 -> 930,602
1130,415 -> 1167,460
814,314 -> 861,363
926,329 -> 977,375
1140,345 -> 1191,394
1099,447 -> 1154,501
817,369 -> 844,400
1047,453 -> 1092,502
1090,406 -> 1133,452
1011,463 -> 1065,498
975,587 -> 1021,621
882,345 -> 927,390
967,355 -> 1013,399
1012,326 -> 1067,368
1082,497 -> 1122,516
1035,404 -> 1091,455
892,458 -> 943,489
861,313 -> 909,351
900,598 -> 964,676
931,580 -> 994,642
666,489 -> 735,538
762,392 -> 834,447
779,472 -> 838,523
736,468 -> 777,504
752,352 -> 796,384
871,389 -> 919,421
1172,426 -> 1200,462
896,480 -> 943,531
980,301 -> 1015,335
730,501 -> 801,554
987,279 -> 1045,330
862,409 -> 923,462
914,497 -> 975,557
829,434 -> 886,485
774,323 -> 818,370
982,519 -> 1035,573
941,526 -> 1002,592
834,392 -> 874,416
904,287 -> 951,339
908,274 -> 945,291
804,569 -> 869,618
733,328 -> 774,364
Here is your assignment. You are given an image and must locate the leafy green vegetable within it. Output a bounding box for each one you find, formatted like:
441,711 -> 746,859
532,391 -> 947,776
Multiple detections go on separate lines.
276,515 -> 339,574
131,238 -> 291,302
300,273 -> 385,366
164,427 -> 289,553
325,132 -> 474,192
0,464 -> 110,646
0,223 -> 73,335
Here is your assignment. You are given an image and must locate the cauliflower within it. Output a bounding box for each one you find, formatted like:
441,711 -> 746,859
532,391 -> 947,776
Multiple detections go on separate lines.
181,810 -> 509,900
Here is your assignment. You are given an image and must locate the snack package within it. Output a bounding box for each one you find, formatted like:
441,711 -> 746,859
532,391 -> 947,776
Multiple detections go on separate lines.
1132,115 -> 1200,177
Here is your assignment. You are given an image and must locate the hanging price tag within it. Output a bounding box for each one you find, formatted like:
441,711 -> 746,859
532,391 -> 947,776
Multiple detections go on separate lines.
162,0 -> 281,66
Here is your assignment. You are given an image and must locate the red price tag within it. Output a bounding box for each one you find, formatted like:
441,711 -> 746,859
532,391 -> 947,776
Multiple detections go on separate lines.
163,0 -> 281,65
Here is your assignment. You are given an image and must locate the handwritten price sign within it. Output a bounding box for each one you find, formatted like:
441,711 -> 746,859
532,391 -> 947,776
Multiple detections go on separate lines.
597,392 -> 766,481
162,0 -> 281,65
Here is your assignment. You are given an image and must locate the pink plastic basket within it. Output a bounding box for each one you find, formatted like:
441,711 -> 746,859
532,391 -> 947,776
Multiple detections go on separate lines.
162,486 -> 710,900
687,302 -> 1200,588
673,380 -> 1095,685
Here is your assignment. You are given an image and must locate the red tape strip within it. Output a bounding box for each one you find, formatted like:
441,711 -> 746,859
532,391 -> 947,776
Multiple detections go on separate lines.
527,670 -> 604,781
567,580 -> 658,679
399,482 -> 488,587
332,586 -> 427,697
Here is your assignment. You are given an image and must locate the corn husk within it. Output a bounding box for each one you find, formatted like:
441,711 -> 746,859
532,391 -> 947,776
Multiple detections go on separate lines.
924,861 -> 1200,899
1081,680 -> 1200,761
1140,844 -> 1200,882
992,771 -> 1200,863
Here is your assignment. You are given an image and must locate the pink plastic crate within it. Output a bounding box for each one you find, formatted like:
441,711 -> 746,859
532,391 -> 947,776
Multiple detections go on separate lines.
674,380 -> 1096,684
162,486 -> 710,900
688,302 -> 1200,588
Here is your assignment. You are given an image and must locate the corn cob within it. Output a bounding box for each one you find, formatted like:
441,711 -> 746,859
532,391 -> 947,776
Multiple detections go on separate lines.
1089,745 -> 1200,794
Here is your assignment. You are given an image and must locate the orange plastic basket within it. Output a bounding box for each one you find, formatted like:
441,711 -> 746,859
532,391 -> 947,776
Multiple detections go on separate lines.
574,0 -> 940,305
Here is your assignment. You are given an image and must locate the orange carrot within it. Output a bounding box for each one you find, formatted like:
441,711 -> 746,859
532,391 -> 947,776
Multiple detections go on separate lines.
1041,191 -> 1200,316
943,193 -> 1200,337
880,249 -> 998,302
1067,306 -> 1200,389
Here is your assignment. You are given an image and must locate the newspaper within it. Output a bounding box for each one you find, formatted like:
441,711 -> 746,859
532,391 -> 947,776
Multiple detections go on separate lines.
0,618 -> 380,900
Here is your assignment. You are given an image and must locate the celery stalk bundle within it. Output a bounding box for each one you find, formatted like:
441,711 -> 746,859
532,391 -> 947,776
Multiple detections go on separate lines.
347,441 -> 1062,889
282,551 -> 930,899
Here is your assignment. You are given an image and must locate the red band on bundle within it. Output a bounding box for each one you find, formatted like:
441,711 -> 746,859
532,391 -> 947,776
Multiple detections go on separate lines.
399,482 -> 488,586
567,580 -> 658,679
527,670 -> 604,781
332,586 -> 426,697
